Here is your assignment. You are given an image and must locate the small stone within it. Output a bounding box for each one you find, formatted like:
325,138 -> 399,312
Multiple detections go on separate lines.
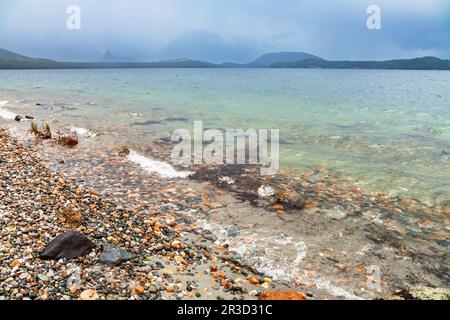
38,274 -> 50,282
10,260 -> 21,267
172,241 -> 181,250
134,285 -> 145,295
212,272 -> 225,279
335,263 -> 347,271
272,204 -> 284,210
166,287 -> 174,293
249,277 -> 260,285
257,185 -> 276,198
79,289 -> 99,301
99,244 -> 137,266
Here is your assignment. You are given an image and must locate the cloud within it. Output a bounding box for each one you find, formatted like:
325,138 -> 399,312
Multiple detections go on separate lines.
0,0 -> 449,61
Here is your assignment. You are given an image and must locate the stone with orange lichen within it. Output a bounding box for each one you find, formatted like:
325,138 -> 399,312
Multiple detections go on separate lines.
212,272 -> 225,279
259,291 -> 309,301
272,203 -> 284,210
248,277 -> 260,285
134,285 -> 145,295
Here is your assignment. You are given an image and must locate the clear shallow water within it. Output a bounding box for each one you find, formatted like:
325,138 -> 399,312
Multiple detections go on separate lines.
1,68 -> 450,203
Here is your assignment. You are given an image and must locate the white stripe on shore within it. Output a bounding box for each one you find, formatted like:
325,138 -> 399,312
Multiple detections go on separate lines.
70,126 -> 97,137
127,150 -> 194,179
0,101 -> 16,120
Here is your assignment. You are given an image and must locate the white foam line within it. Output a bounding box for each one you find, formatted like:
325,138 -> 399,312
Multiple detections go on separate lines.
70,126 -> 97,137
313,278 -> 362,300
0,101 -> 16,120
127,150 -> 194,179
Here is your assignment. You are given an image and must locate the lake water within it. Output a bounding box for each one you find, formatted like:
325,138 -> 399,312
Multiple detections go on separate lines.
1,68 -> 450,204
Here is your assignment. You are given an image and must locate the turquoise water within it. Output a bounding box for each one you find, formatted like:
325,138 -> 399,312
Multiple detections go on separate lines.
1,68 -> 450,203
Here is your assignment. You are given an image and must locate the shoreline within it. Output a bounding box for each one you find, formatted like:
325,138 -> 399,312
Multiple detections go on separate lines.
0,129 -> 310,300
0,102 -> 449,300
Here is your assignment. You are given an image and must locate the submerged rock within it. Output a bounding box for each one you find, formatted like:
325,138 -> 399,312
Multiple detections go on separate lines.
132,120 -> 162,126
98,244 -> 137,266
325,206 -> 348,220
40,232 -> 95,260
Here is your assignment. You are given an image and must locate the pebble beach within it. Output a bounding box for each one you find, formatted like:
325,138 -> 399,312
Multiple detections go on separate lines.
0,128 -> 298,301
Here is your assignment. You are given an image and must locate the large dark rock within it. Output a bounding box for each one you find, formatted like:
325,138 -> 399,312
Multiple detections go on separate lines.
386,286 -> 450,300
98,244 -> 137,266
40,232 -> 95,260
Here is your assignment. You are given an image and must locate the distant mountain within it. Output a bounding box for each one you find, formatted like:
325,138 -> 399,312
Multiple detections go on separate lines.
271,56 -> 450,70
160,30 -> 255,64
0,49 -> 217,69
0,48 -> 53,62
246,51 -> 322,67
98,50 -> 136,62
1,48 -> 449,70
158,58 -> 188,63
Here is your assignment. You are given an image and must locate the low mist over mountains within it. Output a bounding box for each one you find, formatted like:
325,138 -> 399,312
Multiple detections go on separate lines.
246,52 -> 322,67
0,48 -> 449,70
159,30 -> 255,64
98,51 -> 136,63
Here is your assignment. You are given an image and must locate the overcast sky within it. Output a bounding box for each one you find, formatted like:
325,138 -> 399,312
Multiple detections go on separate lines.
1,0 -> 449,62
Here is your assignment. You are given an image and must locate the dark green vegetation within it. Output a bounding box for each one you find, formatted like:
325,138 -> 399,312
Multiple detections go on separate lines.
0,49 -> 217,69
272,56 -> 450,70
1,48 -> 449,70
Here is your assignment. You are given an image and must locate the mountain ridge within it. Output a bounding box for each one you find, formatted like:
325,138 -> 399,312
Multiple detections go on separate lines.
246,51 -> 322,67
1,48 -> 449,70
271,56 -> 450,70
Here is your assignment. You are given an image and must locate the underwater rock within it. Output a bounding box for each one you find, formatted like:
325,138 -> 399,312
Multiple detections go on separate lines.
325,206 -> 348,220
132,120 -> 162,126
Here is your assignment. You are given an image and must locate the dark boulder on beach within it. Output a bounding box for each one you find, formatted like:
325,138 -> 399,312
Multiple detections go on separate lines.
40,231 -> 95,260
14,115 -> 22,121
